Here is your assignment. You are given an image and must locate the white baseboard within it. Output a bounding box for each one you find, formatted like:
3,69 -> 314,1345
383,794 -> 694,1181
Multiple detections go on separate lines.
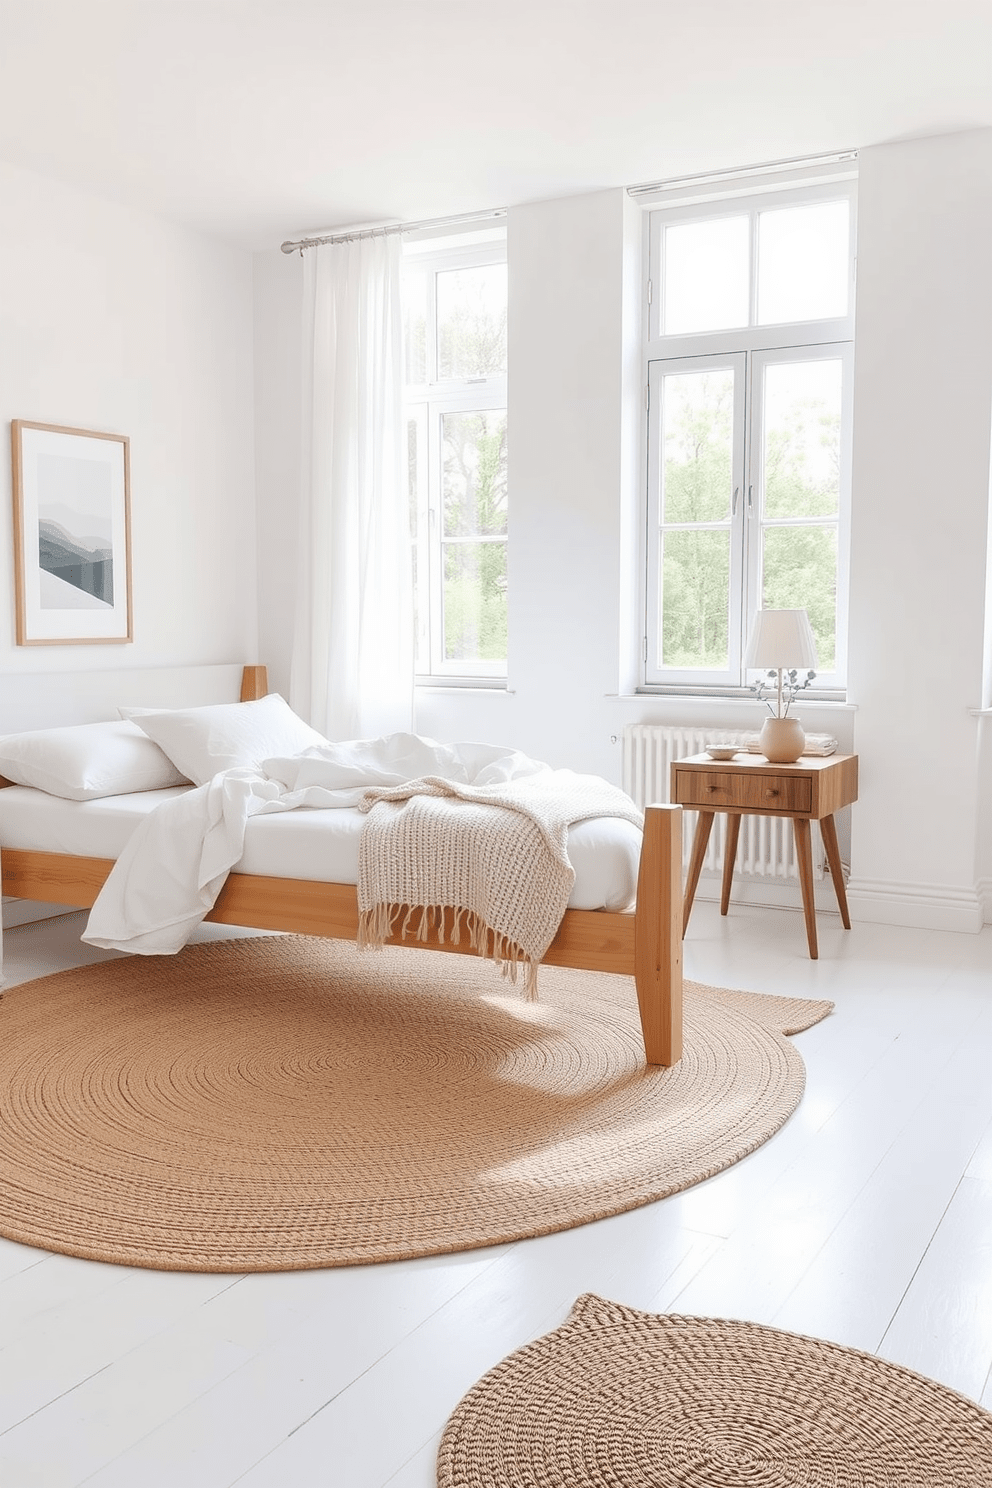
978,877 -> 992,924
688,872 -> 843,916
692,871 -> 987,933
845,878 -> 984,934
2,897 -> 82,929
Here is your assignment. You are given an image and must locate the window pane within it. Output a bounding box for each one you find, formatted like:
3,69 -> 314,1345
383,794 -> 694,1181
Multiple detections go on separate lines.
443,541 -> 507,663
662,369 -> 735,523
659,529 -> 730,669
757,201 -> 849,324
404,268 -> 427,384
407,417 -> 425,668
762,525 -> 837,671
437,264 -> 507,379
407,418 -> 420,539
763,360 -> 842,519
663,217 -> 749,335
442,411 -> 507,537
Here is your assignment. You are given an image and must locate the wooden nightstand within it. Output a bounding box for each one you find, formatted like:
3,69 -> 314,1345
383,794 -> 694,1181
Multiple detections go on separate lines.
670,752 -> 858,959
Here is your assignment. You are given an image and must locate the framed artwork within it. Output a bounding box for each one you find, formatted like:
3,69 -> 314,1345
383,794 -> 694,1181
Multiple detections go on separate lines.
11,420 -> 132,645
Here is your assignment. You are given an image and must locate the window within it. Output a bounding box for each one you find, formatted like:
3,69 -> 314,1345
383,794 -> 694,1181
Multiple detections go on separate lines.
643,182 -> 855,692
404,234 -> 507,682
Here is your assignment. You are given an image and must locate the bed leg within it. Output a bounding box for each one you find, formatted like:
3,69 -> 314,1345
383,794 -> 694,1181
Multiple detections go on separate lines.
633,803 -> 684,1067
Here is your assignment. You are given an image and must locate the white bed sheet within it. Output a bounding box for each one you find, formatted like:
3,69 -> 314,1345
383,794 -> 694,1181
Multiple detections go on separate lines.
0,785 -> 640,912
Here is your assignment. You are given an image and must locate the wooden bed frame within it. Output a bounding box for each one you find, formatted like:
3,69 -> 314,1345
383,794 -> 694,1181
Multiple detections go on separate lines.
0,666 -> 684,1066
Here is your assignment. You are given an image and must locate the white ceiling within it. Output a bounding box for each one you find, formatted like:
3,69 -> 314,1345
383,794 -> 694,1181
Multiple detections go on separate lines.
0,0 -> 990,250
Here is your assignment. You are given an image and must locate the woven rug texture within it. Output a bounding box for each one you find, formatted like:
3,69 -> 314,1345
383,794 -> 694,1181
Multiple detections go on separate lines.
0,935 -> 831,1272
437,1293 -> 992,1487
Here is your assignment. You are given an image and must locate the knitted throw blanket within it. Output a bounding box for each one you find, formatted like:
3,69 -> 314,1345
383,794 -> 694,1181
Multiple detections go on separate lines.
356,771 -> 643,992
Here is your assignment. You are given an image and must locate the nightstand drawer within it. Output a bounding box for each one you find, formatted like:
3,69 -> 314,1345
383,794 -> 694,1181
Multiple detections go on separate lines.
673,769 -> 812,814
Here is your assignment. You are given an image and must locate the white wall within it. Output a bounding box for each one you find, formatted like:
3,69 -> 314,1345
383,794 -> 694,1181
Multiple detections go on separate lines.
846,130 -> 992,931
253,248 -> 303,696
417,190 -> 640,773
980,719 -> 992,917
252,130 -> 992,928
0,159 -> 257,676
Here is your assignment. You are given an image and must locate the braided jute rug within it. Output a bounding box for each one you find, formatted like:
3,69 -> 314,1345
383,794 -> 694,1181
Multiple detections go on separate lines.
0,935 -> 830,1273
438,1293 -> 992,1487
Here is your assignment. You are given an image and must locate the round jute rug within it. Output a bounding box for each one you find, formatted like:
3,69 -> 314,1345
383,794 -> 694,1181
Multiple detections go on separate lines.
0,936 -> 830,1273
437,1293 -> 992,1487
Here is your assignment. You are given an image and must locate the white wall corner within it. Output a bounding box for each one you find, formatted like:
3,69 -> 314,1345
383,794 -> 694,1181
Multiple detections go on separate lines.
616,189 -> 645,698
252,245 -> 305,700
845,878 -> 984,934
978,876 -> 992,924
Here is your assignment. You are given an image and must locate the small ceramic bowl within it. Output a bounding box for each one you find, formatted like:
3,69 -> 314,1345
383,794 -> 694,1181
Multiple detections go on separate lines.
706,746 -> 739,760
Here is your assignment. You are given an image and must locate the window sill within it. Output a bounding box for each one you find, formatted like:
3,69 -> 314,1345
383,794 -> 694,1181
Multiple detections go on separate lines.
415,680 -> 509,694
626,689 -> 853,709
614,693 -> 855,716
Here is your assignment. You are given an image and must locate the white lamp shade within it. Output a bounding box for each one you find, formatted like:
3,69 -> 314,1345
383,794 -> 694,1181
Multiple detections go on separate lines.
744,609 -> 818,670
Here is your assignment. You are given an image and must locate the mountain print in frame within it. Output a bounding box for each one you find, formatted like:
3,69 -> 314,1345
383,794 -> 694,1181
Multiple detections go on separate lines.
11,421 -> 132,645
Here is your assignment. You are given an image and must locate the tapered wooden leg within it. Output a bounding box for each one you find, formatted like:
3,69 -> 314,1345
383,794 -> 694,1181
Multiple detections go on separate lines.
793,816 -> 818,959
634,803 -> 683,1067
721,814 -> 742,916
682,810 -> 715,935
820,814 -> 851,928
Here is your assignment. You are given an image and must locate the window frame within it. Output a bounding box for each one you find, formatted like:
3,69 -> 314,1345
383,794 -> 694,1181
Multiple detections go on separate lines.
642,179 -> 856,696
404,235 -> 508,685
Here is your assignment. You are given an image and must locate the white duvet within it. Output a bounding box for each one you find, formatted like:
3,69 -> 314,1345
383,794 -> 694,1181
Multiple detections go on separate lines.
81,733 -> 637,956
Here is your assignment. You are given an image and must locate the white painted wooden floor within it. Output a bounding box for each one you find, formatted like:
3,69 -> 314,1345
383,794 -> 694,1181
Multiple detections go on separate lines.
1,901 -> 990,1487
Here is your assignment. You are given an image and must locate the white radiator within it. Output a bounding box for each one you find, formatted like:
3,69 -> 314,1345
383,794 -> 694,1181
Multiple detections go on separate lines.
622,724 -> 823,882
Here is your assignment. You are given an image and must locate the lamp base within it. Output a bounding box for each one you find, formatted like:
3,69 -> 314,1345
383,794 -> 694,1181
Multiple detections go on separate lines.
759,716 -> 805,764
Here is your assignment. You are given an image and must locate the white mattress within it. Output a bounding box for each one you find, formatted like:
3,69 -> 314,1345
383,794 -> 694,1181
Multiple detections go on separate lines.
0,786 -> 641,912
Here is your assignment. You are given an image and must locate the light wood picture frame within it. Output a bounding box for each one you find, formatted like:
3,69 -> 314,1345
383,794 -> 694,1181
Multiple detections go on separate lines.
11,420 -> 133,645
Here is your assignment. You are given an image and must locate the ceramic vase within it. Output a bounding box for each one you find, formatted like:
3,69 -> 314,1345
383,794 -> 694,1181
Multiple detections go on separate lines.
759,715 -> 805,763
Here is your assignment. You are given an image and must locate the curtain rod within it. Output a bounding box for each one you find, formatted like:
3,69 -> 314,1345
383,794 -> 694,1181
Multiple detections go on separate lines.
627,149 -> 858,199
281,206 -> 507,255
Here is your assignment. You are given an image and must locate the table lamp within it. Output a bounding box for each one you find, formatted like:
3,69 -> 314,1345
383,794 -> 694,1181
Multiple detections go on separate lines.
744,608 -> 818,763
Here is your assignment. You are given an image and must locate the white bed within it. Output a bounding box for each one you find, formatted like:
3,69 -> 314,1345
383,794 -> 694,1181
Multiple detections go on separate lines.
0,785 -> 642,912
0,663 -> 683,1066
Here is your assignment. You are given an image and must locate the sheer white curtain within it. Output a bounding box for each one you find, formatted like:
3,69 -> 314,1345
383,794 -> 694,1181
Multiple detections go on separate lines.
290,233 -> 414,740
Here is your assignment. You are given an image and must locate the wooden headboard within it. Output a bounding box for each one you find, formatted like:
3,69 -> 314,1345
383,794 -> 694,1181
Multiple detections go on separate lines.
0,665 -> 269,790
239,665 -> 268,701
0,663 -> 269,734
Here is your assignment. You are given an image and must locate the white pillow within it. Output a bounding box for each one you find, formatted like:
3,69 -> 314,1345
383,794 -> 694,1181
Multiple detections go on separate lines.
0,721 -> 190,801
130,694 -> 329,786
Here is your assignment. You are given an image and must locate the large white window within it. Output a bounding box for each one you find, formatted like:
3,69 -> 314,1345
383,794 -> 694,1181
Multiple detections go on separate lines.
644,182 -> 855,692
404,234 -> 507,682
